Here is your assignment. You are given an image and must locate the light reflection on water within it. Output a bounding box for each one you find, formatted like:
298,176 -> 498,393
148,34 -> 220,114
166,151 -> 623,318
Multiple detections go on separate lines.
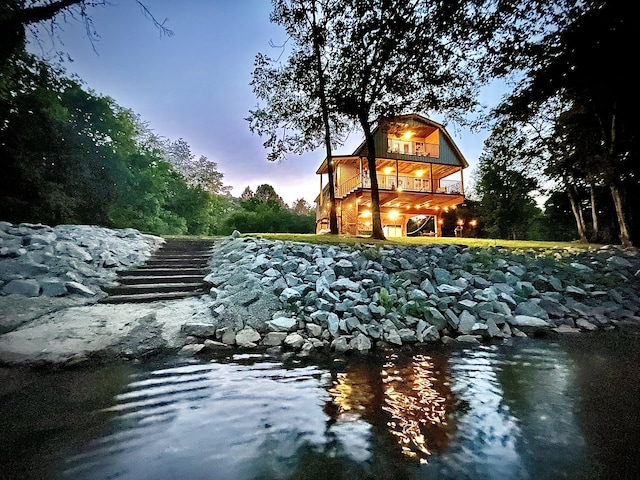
2,334 -> 640,480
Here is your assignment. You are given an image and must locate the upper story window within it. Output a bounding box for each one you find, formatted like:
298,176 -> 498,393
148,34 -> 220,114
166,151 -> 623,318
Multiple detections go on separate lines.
389,139 -> 413,154
388,138 -> 437,157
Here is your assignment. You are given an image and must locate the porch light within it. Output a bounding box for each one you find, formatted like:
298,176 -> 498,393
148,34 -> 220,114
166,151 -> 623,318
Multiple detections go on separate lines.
388,210 -> 399,220
438,219 -> 444,224
402,131 -> 414,139
416,170 -> 424,177
457,219 -> 464,226
469,219 -> 478,227
360,210 -> 371,217
384,166 -> 392,174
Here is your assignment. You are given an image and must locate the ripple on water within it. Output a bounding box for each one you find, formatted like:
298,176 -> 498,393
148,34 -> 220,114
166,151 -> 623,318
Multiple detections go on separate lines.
63,359 -> 333,480
47,336 -> 640,480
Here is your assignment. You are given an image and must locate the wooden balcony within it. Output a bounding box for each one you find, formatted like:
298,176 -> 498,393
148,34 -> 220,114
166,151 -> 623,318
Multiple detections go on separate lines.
335,174 -> 463,198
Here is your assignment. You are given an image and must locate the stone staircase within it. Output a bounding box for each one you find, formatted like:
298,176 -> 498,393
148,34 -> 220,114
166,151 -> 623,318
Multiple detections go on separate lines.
100,238 -> 216,304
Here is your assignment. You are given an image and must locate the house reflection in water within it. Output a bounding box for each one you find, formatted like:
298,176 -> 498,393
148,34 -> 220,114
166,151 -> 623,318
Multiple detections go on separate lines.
325,353 -> 455,463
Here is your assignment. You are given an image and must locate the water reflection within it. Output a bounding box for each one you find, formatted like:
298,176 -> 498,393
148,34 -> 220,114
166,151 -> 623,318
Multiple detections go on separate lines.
2,335 -> 639,480
326,353 -> 453,463
381,353 -> 452,461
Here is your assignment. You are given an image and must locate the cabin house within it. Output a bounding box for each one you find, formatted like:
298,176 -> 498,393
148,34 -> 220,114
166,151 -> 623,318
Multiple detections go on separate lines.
315,114 -> 468,237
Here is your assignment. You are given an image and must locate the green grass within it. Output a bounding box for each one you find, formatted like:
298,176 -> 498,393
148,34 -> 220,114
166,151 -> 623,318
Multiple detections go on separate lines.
247,233 -> 606,251
158,232 -> 606,251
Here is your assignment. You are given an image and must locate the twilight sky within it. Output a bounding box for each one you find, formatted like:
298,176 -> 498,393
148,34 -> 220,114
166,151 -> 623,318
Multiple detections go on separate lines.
30,0 -> 498,206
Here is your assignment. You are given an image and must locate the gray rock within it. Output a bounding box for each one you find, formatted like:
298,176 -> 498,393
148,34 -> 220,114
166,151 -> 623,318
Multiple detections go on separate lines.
331,336 -> 350,353
267,316 -> 298,332
39,279 -> 68,297
456,334 -> 481,344
508,315 -> 551,328
458,310 -> 477,334
576,318 -> 598,331
179,344 -> 205,355
181,323 -> 217,338
284,333 -> 305,349
350,333 -> 372,352
202,339 -> 233,351
515,300 -> 549,320
334,259 -> 354,277
279,287 -> 301,303
236,327 -> 261,346
262,332 -> 288,346
326,312 -> 340,336
433,268 -> 452,285
422,325 -> 440,342
385,329 -> 402,345
3,279 -> 40,297
306,323 -> 323,337
330,278 -> 360,292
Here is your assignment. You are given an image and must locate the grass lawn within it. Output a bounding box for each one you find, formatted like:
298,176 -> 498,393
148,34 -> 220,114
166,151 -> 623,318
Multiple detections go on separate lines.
248,233 -> 606,251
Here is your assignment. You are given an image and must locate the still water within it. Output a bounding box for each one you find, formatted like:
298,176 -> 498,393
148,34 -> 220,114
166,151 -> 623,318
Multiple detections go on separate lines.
2,332 -> 639,480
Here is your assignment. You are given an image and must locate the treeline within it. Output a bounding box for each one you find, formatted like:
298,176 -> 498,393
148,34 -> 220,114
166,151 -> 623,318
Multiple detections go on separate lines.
0,51 -> 314,235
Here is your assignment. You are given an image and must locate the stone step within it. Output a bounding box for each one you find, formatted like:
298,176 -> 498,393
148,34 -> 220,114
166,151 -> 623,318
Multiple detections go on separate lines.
144,260 -> 210,268
117,274 -> 206,285
124,267 -> 208,276
100,238 -> 216,304
103,282 -> 206,295
100,290 -> 205,304
150,254 -> 212,260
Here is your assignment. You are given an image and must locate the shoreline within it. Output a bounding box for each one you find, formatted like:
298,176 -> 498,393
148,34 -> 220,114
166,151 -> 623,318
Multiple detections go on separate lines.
1,223 -> 639,368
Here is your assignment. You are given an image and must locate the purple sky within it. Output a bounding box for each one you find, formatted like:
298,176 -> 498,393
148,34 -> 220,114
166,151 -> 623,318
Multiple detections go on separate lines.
29,0 -> 497,206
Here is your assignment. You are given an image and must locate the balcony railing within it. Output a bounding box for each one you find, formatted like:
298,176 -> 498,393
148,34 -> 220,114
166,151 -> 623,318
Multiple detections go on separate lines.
334,174 -> 462,198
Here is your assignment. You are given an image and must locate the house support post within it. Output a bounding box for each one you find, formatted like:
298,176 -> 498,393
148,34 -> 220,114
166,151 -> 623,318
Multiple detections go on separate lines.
430,163 -> 434,193
395,159 -> 399,189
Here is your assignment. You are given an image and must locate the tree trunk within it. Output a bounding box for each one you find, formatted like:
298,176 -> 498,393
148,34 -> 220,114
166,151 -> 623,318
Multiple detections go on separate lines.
589,182 -> 600,241
359,114 -> 385,240
610,183 -> 633,247
565,178 -> 587,242
310,1 -> 338,234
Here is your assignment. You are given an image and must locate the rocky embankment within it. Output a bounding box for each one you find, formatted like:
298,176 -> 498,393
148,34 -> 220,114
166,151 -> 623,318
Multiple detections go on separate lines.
1,222 -> 639,366
192,234 -> 640,355
0,221 -> 164,334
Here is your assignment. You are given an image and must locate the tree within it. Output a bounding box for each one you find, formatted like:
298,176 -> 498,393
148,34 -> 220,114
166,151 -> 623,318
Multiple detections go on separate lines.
292,197 -> 313,215
224,184 -> 314,234
254,183 -> 286,208
163,139 -> 231,195
240,186 -> 254,201
326,0 -> 484,239
486,0 -> 639,246
0,0 -> 171,68
248,0 -> 350,235
475,123 -> 541,240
